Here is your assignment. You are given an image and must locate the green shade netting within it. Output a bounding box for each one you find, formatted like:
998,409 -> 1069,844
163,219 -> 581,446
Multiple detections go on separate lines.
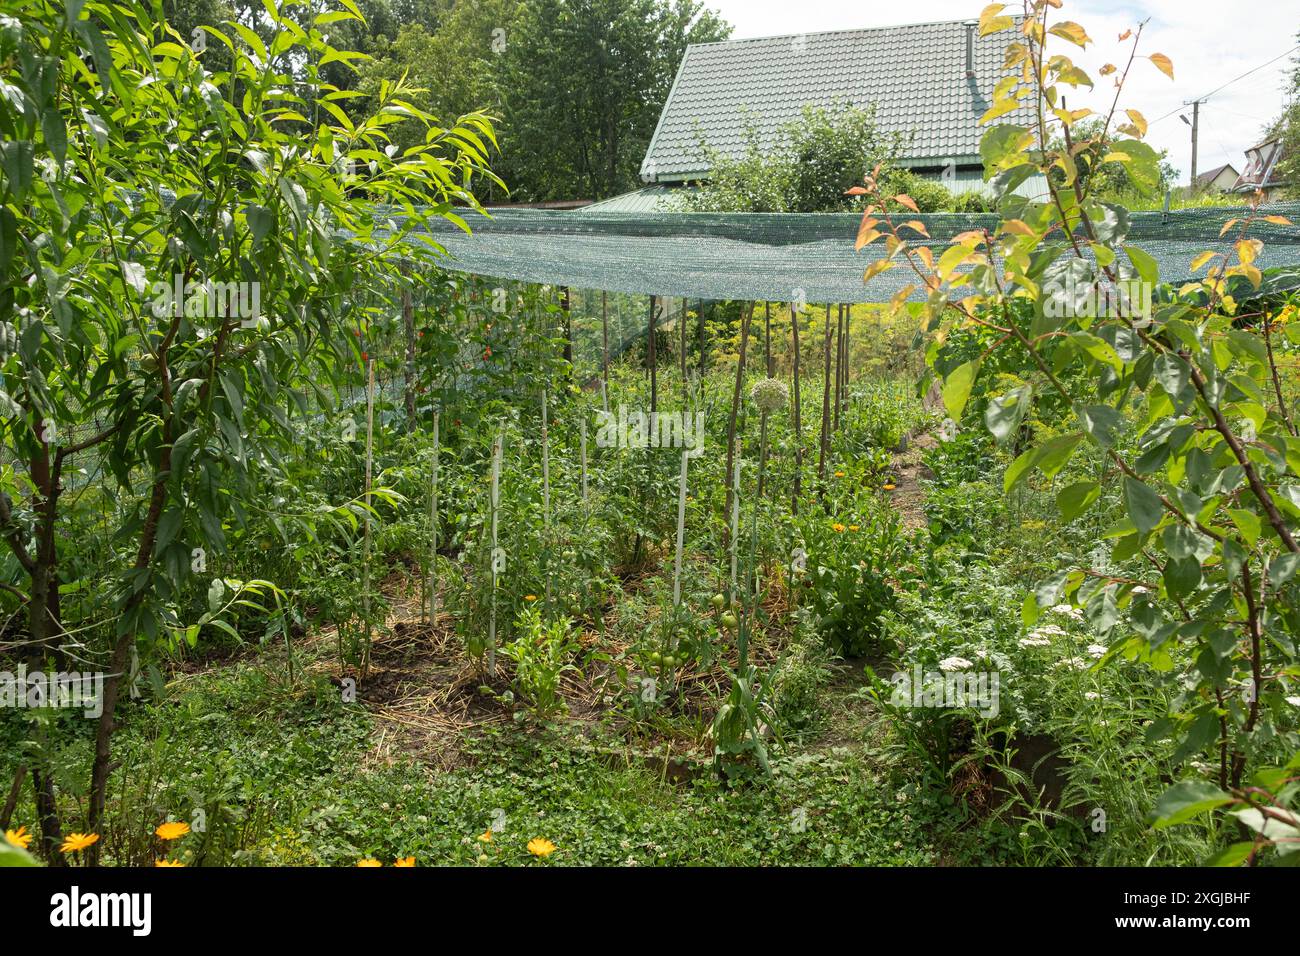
409,203 -> 1300,304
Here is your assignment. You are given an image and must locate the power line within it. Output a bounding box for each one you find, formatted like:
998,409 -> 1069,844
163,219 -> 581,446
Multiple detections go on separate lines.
1150,43 -> 1299,126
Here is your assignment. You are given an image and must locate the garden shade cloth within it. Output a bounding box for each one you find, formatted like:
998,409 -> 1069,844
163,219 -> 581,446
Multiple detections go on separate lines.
408,203 -> 1300,303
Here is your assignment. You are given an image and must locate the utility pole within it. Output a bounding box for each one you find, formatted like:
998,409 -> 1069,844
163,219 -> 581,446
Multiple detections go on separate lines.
1181,99 -> 1203,189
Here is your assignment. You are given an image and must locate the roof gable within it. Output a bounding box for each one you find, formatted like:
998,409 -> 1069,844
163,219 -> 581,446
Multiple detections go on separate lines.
641,18 -> 1035,182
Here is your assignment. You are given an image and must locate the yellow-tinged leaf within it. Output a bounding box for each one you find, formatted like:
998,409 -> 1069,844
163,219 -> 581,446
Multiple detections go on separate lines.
1148,53 -> 1174,79
893,194 -> 919,213
1124,109 -> 1148,137
1219,218 -> 1240,237
1227,264 -> 1263,289
1048,21 -> 1092,47
1099,63 -> 1116,76
952,230 -> 986,247
864,260 -> 895,282
938,245 -> 974,278
900,220 -> 930,238
981,98 -> 1024,124
1261,215 -> 1293,226
1190,250 -> 1218,272
915,246 -> 935,270
1236,238 -> 1261,266
890,284 -> 916,314
1003,219 -> 1037,236
979,3 -> 1014,35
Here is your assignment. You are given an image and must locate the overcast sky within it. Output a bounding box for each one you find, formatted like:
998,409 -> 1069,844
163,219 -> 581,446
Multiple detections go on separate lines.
701,0 -> 1299,184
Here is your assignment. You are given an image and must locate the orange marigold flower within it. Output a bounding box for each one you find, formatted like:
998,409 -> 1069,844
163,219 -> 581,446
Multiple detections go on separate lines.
394,857 -> 416,867
527,837 -> 557,858
154,859 -> 186,867
60,833 -> 99,854
478,829 -> 493,843
832,523 -> 846,533
5,826 -> 31,850
155,821 -> 190,841
356,858 -> 383,867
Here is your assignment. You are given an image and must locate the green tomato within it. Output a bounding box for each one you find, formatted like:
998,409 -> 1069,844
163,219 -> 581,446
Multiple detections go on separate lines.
710,593 -> 726,610
720,612 -> 738,630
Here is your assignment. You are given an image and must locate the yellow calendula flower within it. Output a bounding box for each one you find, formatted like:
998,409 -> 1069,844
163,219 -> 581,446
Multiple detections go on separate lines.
60,833 -> 99,854
524,594 -> 537,602
478,829 -> 493,843
527,837 -> 557,858
393,857 -> 416,867
356,858 -> 382,867
155,821 -> 190,841
154,859 -> 186,867
5,826 -> 31,850
848,525 -> 860,532
834,470 -> 845,478
832,523 -> 846,533
882,483 -> 896,491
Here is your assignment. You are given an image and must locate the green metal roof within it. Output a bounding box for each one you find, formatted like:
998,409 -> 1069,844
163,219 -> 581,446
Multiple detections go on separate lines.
641,18 -> 1036,183
579,184 -> 696,214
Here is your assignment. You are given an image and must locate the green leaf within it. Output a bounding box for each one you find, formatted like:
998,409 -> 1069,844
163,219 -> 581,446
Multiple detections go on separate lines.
979,125 -> 1033,179
1205,842 -> 1255,867
942,359 -> 980,421
1125,245 -> 1159,286
1123,476 -> 1164,534
985,384 -> 1030,443
0,839 -> 39,867
1151,779 -> 1233,828
1103,139 -> 1162,195
1057,480 -> 1100,522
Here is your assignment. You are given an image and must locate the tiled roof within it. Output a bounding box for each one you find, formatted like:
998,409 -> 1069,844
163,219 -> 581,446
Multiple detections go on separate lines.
641,18 -> 1035,182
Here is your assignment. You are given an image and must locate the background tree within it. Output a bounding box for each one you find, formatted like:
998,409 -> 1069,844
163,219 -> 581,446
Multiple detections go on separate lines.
677,104 -> 953,213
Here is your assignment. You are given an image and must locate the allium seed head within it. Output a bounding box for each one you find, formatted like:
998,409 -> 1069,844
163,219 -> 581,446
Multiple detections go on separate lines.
750,377 -> 789,413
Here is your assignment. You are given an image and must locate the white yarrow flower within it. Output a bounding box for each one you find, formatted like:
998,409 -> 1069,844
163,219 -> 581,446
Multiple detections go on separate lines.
938,656 -> 974,672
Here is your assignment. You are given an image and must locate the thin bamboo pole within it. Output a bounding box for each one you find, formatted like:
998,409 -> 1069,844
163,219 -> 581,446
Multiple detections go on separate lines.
580,415 -> 589,506
833,304 -> 844,432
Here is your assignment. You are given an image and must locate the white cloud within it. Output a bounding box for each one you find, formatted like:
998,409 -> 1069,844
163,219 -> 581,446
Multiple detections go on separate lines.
702,0 -> 1299,185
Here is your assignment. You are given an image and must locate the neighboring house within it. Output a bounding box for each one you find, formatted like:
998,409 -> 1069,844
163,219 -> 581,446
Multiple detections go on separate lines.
608,17 -> 1043,212
1193,163 -> 1239,194
1232,138 -> 1292,201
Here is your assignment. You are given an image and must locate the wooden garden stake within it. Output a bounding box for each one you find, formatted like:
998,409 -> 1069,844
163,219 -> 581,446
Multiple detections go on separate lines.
673,450 -> 688,606
362,357 -> 375,675
427,410 -> 440,624
648,295 -> 657,414
580,415 -> 589,506
723,302 -> 753,537
542,388 -> 552,605
729,452 -> 741,597
817,304 -> 833,497
487,430 -> 502,679
833,304 -> 844,432
601,290 -> 610,406
789,303 -> 803,515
